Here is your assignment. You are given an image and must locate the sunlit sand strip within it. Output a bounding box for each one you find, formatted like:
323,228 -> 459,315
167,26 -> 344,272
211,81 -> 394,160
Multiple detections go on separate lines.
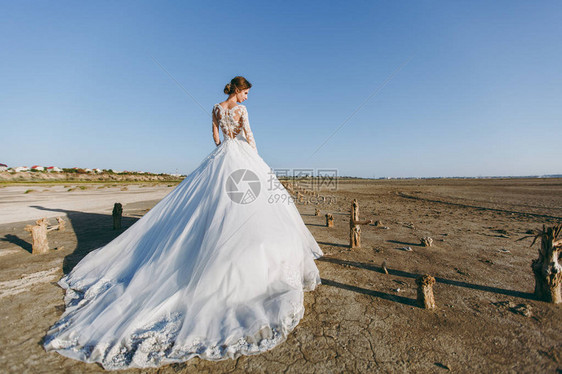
0,267 -> 59,299
0,185 -> 173,225
0,249 -> 20,257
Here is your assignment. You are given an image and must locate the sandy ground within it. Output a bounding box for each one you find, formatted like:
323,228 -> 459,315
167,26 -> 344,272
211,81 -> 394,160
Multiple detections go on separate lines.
0,178 -> 561,373
0,184 -> 175,225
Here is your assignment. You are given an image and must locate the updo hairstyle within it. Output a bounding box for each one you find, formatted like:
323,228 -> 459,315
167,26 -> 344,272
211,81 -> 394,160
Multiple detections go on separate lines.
224,76 -> 252,95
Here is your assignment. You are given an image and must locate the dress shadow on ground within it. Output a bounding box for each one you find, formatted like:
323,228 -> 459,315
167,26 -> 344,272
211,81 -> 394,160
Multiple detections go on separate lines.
28,205 -> 139,274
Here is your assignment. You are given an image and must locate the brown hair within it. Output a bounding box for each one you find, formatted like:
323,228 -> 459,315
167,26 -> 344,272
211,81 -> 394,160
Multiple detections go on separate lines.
224,76 -> 252,95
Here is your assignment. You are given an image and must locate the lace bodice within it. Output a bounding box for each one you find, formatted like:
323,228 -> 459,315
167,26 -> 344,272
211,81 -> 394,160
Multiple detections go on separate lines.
212,103 -> 257,152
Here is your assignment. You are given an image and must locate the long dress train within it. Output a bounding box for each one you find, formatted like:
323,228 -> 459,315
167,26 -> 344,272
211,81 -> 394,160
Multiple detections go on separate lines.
43,103 -> 323,370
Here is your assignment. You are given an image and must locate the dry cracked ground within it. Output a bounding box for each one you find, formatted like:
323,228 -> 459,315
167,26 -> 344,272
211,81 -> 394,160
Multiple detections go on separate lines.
0,178 -> 561,373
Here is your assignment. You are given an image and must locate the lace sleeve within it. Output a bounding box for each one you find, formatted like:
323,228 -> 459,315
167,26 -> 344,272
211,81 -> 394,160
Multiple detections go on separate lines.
212,105 -> 221,146
241,106 -> 257,152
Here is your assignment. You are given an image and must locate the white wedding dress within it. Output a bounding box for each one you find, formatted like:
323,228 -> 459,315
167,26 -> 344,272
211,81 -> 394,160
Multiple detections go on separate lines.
43,103 -> 323,370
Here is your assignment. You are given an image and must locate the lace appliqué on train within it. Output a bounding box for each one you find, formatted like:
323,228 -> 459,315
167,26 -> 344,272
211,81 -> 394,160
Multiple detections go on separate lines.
45,277 -> 307,370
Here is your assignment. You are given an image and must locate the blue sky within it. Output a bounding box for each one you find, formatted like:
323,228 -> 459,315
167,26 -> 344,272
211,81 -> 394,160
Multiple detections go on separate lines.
1,1 -> 560,178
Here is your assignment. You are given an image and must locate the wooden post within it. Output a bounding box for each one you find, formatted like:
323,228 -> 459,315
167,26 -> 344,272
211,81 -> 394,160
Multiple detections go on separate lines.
47,217 -> 66,232
55,217 -> 66,232
24,218 -> 49,254
349,199 -> 373,248
325,213 -> 334,228
421,237 -> 433,247
416,274 -> 436,309
286,182 -> 294,194
113,203 -> 123,230
526,225 -> 562,303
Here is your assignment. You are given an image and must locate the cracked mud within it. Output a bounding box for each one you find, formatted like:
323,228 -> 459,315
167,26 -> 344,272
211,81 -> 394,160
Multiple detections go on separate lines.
0,178 -> 561,373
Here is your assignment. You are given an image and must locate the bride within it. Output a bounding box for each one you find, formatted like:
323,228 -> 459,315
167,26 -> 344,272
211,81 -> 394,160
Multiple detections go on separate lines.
43,76 -> 324,370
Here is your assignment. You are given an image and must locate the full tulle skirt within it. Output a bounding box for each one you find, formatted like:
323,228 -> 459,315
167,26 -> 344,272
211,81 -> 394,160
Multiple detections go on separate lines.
43,136 -> 323,370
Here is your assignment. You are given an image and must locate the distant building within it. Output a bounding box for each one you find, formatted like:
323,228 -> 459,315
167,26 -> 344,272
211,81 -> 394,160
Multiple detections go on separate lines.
46,166 -> 62,172
84,168 -> 93,173
14,166 -> 30,172
93,168 -> 102,173
0,163 -> 7,171
31,165 -> 45,171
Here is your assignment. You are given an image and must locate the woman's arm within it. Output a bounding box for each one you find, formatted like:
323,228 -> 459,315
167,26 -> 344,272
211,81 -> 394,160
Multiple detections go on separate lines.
212,109 -> 221,146
241,106 -> 257,152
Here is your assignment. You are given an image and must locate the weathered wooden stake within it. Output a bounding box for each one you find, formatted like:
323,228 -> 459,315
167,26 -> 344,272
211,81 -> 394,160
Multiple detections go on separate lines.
24,218 -> 49,254
325,213 -> 334,228
55,217 -> 66,232
416,274 -> 436,309
421,237 -> 433,247
524,225 -> 562,303
381,260 -> 389,274
47,217 -> 66,232
113,203 -> 123,230
349,199 -> 373,248
286,183 -> 294,194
